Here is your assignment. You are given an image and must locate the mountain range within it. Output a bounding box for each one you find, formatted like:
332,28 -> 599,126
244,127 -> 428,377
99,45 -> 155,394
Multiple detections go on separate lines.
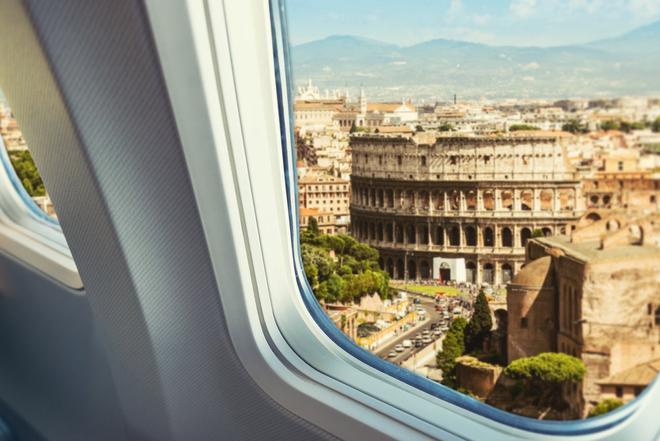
290,20 -> 660,101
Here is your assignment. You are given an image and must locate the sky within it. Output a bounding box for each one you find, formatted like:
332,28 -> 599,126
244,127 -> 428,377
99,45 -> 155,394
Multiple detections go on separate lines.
286,0 -> 660,47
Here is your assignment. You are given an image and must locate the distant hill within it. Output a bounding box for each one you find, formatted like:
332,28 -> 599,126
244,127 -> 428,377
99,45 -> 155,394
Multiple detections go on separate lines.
290,21 -> 660,101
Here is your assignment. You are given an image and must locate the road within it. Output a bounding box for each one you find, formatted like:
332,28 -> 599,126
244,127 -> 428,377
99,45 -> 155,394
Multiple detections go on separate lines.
374,295 -> 445,364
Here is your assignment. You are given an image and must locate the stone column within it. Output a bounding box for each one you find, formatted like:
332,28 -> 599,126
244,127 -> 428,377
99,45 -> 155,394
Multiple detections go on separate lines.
513,190 -> 520,212
494,262 -> 501,286
459,223 -> 465,248
443,191 -> 449,213
553,189 -> 560,213
495,189 -> 501,211
460,191 -> 467,213
477,189 -> 484,211
533,188 -> 540,212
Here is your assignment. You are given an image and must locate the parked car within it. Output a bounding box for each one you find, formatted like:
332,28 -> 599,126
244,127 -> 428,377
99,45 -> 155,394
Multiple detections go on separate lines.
402,339 -> 412,348
414,340 -> 423,348
394,344 -> 405,352
422,337 -> 432,344
388,351 -> 397,358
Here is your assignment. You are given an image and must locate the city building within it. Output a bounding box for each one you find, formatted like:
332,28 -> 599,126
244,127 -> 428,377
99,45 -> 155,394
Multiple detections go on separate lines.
298,172 -> 350,234
596,359 -> 660,404
507,212 -> 660,411
350,132 -> 583,285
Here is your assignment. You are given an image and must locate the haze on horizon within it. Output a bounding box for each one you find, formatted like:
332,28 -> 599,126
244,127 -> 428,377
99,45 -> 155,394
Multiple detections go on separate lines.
287,0 -> 660,48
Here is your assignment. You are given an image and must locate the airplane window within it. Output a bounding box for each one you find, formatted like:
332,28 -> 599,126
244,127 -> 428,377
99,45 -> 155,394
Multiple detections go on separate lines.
0,89 -> 57,220
285,0 -> 660,422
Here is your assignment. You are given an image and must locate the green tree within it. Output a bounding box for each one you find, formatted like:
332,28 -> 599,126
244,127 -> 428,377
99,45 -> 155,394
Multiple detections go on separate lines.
532,228 -> 544,238
307,216 -> 320,235
600,120 -> 620,131
652,117 -> 660,133
436,317 -> 468,388
438,123 -> 454,132
562,119 -> 589,134
415,124 -> 425,132
9,151 -> 46,197
349,122 -> 357,134
509,124 -> 539,132
464,291 -> 493,353
589,398 -> 624,417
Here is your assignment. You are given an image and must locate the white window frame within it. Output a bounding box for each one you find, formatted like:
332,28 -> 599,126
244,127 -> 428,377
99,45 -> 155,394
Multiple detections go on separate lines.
0,131 -> 81,289
143,1 -> 659,440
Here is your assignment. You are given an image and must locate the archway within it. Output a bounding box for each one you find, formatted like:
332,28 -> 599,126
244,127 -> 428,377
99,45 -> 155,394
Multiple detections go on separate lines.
482,263 -> 494,284
521,190 -> 533,211
408,260 -> 417,280
520,227 -> 532,247
439,262 -> 451,282
449,225 -> 460,246
501,227 -> 513,247
407,224 -> 416,244
435,226 -> 444,246
502,263 -> 513,284
484,227 -> 494,247
466,261 -> 477,284
465,225 -> 477,246
386,258 -> 394,278
396,259 -> 404,279
420,261 -> 430,280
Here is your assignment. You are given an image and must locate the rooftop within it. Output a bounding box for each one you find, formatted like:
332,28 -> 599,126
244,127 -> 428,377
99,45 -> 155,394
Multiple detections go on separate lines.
597,359 -> 660,386
533,235 -> 660,264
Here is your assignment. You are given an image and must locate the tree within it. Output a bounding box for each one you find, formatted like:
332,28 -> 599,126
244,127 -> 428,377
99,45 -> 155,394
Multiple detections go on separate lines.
464,291 -> 493,352
415,125 -> 425,132
307,216 -> 320,235
600,120 -> 620,131
504,352 -> 585,409
349,121 -> 357,134
652,117 -> 660,133
562,119 -> 589,134
589,398 -> 624,417
532,228 -> 544,238
9,151 -> 46,197
438,123 -> 454,132
436,317 -> 468,388
509,124 -> 539,132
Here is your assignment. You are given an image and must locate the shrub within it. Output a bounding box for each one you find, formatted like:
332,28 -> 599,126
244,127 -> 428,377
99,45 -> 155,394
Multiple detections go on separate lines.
464,291 -> 492,352
589,398 -> 624,417
505,352 -> 585,383
436,317 -> 468,388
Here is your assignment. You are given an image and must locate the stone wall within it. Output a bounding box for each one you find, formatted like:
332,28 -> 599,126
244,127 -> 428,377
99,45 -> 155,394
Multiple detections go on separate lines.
455,356 -> 502,398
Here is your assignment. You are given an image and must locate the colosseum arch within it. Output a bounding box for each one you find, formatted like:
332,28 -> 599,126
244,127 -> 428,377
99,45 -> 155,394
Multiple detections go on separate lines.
408,260 -> 417,280
520,227 -> 532,247
396,258 -> 404,279
369,188 -> 376,206
502,263 -> 513,283
501,190 -> 513,211
542,227 -> 553,237
434,226 -> 445,246
484,226 -> 495,247
540,190 -> 553,211
449,190 -> 460,211
483,190 -> 495,211
465,225 -> 477,246
435,191 -> 445,210
629,224 -> 644,245
559,189 -> 575,211
449,225 -> 461,246
395,223 -> 404,243
377,223 -> 384,241
419,225 -> 429,245
386,258 -> 394,278
377,189 -> 384,207
482,263 -> 494,284
420,261 -> 430,280
466,190 -> 477,210
385,223 -> 394,242
521,190 -> 533,211
406,224 -> 416,244
420,191 -> 430,211
386,189 -> 394,208
378,257 -> 384,270
466,261 -> 477,284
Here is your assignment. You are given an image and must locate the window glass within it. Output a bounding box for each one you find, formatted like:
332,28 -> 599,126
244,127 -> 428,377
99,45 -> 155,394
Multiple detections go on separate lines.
287,1 -> 660,422
0,89 -> 57,219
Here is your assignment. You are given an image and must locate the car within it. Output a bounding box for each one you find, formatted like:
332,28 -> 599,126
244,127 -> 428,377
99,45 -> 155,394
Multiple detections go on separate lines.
402,339 -> 412,348
422,338 -> 433,344
433,329 -> 442,336
413,297 -> 421,304
388,351 -> 397,358
394,344 -> 405,352
414,340 -> 423,348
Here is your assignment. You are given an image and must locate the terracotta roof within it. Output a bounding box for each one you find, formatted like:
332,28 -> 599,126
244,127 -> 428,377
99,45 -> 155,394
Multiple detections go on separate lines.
298,173 -> 349,184
294,100 -> 345,111
597,359 -> 660,386
508,130 -> 574,138
374,126 -> 413,134
510,256 -> 554,288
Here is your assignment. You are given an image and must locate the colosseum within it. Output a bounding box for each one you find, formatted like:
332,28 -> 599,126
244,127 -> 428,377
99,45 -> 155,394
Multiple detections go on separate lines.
350,132 -> 584,285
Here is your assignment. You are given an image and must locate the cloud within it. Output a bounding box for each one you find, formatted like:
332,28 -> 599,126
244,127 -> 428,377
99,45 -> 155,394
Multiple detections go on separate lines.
510,0 -> 538,18
628,0 -> 660,16
473,14 -> 491,25
520,61 -> 540,70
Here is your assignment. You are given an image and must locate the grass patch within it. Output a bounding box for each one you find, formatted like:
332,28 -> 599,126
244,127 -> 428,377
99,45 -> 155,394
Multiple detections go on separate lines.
392,284 -> 460,296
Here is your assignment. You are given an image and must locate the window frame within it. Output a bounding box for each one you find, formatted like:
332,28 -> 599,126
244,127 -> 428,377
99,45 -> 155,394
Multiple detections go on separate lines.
0,126 -> 81,289
144,0 -> 660,439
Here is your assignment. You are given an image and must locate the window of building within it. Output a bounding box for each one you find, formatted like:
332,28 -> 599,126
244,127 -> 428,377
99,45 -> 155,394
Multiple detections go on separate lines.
420,155 -> 427,166
396,155 -> 402,165
618,161 -> 624,171
521,317 -> 528,328
616,387 -> 623,398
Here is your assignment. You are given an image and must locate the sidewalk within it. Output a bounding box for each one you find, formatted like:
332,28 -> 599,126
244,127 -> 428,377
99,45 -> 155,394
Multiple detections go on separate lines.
372,315 -> 430,355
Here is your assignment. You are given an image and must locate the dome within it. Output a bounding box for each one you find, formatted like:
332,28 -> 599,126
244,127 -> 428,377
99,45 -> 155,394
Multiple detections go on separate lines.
510,256 -> 554,288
